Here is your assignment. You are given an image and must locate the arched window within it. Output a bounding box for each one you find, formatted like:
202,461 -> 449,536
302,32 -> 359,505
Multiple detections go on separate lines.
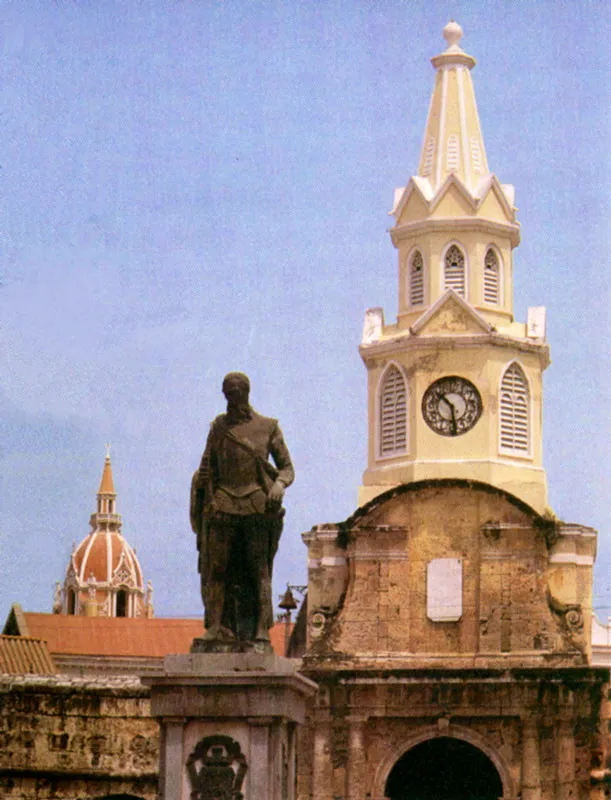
444,245 -> 465,298
116,589 -> 127,618
500,363 -> 529,454
379,365 -> 408,457
409,250 -> 425,307
484,249 -> 500,305
67,589 -> 76,615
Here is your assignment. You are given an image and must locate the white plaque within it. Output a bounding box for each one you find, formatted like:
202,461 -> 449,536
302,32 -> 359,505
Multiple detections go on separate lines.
427,558 -> 462,622
527,306 -> 546,339
361,307 -> 384,344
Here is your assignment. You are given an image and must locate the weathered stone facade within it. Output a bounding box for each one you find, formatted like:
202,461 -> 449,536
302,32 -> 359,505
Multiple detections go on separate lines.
0,675 -> 158,800
297,482 -> 610,799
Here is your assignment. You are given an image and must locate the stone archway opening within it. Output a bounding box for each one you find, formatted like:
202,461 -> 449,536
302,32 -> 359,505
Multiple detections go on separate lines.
385,736 -> 503,800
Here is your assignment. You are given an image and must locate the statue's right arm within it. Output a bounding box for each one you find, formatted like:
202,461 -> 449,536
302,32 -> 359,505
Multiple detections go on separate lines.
196,423 -> 218,514
190,469 -> 201,535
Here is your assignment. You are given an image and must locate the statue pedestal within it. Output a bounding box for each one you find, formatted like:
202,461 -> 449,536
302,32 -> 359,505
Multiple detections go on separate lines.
145,652 -> 317,800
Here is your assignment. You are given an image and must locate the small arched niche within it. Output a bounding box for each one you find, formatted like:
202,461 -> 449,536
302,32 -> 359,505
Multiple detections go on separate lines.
384,736 -> 503,800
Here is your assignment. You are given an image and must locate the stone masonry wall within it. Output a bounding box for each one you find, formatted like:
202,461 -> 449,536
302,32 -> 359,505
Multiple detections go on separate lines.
0,674 -> 158,800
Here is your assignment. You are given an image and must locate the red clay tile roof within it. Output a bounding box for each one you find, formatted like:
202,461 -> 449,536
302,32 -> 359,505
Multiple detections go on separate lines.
0,635 -> 57,674
20,613 -> 292,658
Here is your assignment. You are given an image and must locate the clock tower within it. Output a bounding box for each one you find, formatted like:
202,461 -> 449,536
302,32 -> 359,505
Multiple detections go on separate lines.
359,21 -> 550,514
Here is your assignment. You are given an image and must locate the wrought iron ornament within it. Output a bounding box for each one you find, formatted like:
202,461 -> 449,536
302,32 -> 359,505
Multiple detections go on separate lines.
186,735 -> 247,800
422,376 -> 482,436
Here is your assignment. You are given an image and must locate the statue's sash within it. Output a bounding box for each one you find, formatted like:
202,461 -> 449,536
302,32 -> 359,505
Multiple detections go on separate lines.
219,423 -> 280,492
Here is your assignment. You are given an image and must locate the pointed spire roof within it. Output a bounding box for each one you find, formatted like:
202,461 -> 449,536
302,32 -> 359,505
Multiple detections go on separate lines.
417,21 -> 489,195
98,446 -> 116,496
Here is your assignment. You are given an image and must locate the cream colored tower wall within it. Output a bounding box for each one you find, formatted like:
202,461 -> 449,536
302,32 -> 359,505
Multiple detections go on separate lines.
361,340 -> 548,512
396,229 -> 514,327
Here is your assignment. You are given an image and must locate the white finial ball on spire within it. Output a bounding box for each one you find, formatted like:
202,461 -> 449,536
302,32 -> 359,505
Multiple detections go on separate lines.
443,20 -> 463,49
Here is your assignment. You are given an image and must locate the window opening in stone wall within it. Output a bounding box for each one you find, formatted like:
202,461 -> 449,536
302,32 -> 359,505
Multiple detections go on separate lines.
379,366 -> 407,457
484,249 -> 500,304
116,589 -> 127,617
68,589 -> 76,615
444,245 -> 465,297
500,363 -> 529,453
100,795 -> 146,800
410,251 -> 424,306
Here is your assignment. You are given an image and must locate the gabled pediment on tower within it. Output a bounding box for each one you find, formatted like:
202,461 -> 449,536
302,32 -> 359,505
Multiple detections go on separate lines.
411,289 -> 493,336
391,177 -> 433,224
392,172 -> 516,226
473,174 -> 517,223
428,174 -> 477,218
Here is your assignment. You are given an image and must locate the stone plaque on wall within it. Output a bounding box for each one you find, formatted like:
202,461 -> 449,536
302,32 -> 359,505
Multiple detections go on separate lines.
427,558 -> 462,621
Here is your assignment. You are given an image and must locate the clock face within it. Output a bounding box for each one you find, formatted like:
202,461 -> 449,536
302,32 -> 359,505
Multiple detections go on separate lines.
422,376 -> 482,436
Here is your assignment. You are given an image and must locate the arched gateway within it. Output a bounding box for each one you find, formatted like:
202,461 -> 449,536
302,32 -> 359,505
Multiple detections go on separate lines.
385,737 -> 503,800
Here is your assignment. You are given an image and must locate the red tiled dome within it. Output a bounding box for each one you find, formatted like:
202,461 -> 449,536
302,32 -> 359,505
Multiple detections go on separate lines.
72,530 -> 144,590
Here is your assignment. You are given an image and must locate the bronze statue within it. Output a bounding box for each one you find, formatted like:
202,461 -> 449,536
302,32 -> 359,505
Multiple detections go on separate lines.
190,372 -> 294,648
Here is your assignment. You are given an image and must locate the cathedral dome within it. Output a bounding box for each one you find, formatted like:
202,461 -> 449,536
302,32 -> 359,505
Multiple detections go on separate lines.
72,529 -> 144,591
58,452 -> 153,619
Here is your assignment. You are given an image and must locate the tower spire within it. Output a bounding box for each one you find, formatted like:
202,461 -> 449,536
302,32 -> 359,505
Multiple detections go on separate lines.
417,21 -> 489,194
98,445 -> 116,496
94,448 -> 118,520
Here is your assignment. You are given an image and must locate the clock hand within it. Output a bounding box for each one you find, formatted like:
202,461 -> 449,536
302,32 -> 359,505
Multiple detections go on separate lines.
439,394 -> 458,434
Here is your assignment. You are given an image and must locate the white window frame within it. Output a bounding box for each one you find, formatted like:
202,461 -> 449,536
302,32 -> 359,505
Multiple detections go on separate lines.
498,361 -> 532,459
376,361 -> 409,460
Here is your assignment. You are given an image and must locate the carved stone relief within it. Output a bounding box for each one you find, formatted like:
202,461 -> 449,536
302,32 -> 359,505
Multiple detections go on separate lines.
186,735 -> 247,800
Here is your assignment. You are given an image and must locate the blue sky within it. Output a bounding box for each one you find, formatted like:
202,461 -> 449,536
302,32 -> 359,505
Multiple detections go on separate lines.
2,1 -> 610,623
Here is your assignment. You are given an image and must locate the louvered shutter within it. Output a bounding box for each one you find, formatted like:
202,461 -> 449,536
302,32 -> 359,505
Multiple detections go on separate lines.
484,249 -> 499,304
379,366 -> 407,457
444,245 -> 465,297
410,251 -> 424,306
500,364 -> 529,453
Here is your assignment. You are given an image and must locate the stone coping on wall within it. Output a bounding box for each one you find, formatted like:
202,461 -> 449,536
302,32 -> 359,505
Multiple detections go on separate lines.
0,672 -> 149,694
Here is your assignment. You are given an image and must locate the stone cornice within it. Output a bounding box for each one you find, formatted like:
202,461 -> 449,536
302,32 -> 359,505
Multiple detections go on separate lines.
430,51 -> 476,70
390,216 -> 521,248
359,331 -> 550,367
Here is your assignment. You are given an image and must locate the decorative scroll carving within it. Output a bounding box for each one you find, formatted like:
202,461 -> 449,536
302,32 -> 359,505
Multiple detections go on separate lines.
186,735 -> 247,800
546,588 -> 586,656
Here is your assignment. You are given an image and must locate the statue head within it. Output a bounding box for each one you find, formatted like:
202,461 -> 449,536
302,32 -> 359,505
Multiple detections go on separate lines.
222,372 -> 250,397
222,372 -> 252,421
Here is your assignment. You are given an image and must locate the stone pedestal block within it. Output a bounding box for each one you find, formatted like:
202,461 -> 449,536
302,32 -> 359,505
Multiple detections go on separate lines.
145,653 -> 317,800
